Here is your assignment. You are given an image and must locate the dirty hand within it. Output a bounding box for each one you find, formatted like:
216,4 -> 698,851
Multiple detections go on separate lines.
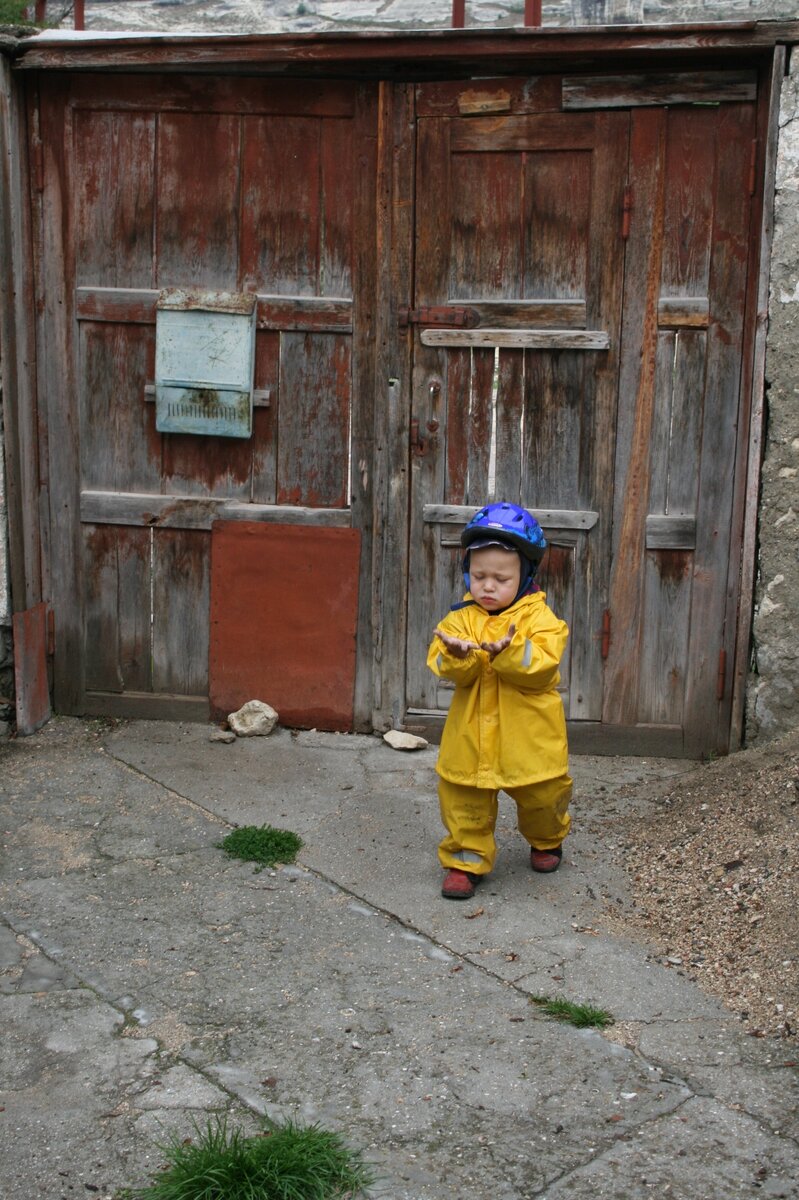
480,624 -> 516,659
434,627 -> 480,659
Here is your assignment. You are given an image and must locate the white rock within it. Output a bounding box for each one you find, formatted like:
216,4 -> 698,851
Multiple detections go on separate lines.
209,728 -> 236,743
383,729 -> 428,751
228,699 -> 279,737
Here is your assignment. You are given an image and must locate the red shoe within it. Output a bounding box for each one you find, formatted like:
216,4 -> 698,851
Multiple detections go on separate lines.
530,845 -> 563,873
441,868 -> 480,900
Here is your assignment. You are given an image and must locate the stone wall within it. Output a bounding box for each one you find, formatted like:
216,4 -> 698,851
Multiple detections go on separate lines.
747,51 -> 799,742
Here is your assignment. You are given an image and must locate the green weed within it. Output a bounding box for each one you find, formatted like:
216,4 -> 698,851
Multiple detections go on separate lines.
130,1116 -> 374,1200
218,824 -> 303,870
530,995 -> 615,1029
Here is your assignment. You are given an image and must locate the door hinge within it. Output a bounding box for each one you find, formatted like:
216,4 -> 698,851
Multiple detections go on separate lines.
398,305 -> 480,329
748,139 -> 758,196
621,187 -> 633,240
716,648 -> 727,701
601,609 -> 611,660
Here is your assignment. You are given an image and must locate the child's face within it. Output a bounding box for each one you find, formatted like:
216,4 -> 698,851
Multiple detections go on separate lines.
468,546 -> 521,611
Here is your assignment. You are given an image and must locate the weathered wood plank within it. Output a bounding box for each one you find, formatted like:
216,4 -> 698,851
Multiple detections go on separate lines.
156,111 -> 240,289
0,62 -> 42,611
84,691 -> 210,721
683,101 -> 756,757
416,76 -> 562,118
563,71 -> 757,110
64,73 -> 357,118
80,490 -> 352,530
83,524 -> 151,694
277,332 -> 351,507
421,328 -> 609,349
423,503 -> 599,530
638,549 -> 692,725
80,322 -> 160,494
403,712 -> 687,758
494,349 -> 524,502
75,286 -> 353,331
525,147 -> 591,301
603,107 -> 667,727
371,81 -> 414,730
451,112 -> 596,153
657,297 -> 709,328
74,109 -> 155,289
151,528 -> 210,695
450,149 -> 522,300
250,330 -> 280,503
241,114 -> 324,295
645,515 -> 697,550
451,299 -> 586,327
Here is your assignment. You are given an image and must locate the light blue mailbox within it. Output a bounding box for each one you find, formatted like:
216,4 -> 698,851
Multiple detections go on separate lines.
155,289 -> 257,438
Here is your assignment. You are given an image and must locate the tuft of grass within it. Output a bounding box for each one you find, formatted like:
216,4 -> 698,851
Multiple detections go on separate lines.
530,995 -> 615,1029
218,824 -> 303,871
131,1116 -> 374,1200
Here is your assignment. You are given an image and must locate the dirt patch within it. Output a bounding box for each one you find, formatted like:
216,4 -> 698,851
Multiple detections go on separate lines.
605,730 -> 799,1042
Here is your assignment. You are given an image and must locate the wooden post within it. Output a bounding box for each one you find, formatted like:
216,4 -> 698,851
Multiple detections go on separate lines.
34,0 -> 46,21
452,0 -> 465,28
74,0 -> 84,29
525,0 -> 543,25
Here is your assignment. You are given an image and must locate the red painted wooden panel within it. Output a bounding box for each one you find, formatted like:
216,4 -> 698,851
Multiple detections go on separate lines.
209,522 -> 360,731
13,603 -> 51,735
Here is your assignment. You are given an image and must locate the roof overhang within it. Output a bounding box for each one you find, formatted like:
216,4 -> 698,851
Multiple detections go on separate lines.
4,20 -> 799,78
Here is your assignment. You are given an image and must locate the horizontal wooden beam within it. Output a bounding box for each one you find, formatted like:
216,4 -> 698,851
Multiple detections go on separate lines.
15,24 -> 799,74
420,328 -> 608,350
645,514 -> 697,550
84,690 -> 210,722
657,297 -> 710,329
450,299 -> 586,329
423,503 -> 598,531
80,490 -> 351,531
75,287 -> 353,332
563,70 -> 757,110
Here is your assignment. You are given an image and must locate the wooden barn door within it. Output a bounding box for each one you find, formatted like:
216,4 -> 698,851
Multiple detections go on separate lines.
405,82 -> 629,733
33,75 -> 375,722
405,76 -> 759,757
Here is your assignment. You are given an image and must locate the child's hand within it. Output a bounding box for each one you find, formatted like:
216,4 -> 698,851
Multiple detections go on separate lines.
480,624 -> 516,659
434,628 -> 480,659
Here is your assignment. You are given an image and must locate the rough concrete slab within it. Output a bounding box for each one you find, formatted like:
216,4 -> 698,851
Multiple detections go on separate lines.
1,717 -> 797,1199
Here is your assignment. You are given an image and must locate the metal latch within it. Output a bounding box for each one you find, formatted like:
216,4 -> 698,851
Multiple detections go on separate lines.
398,306 -> 480,329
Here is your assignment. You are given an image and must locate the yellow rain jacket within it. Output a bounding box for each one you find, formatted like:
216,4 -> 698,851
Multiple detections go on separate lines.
427,591 -> 569,790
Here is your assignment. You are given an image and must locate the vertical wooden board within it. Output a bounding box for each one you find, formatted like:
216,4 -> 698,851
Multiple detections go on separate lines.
522,352 -> 584,508
240,115 -> 321,295
12,603 -> 51,735
80,322 -> 161,492
463,348 -> 496,502
414,118 -> 451,304
151,528 -> 210,696
250,330 -> 280,503
638,550 -> 691,725
160,419 -> 255,500
83,524 -> 151,694
74,109 -> 155,289
444,348 -> 472,504
320,117 -> 355,298
536,542 -> 574,695
494,349 -> 524,501
156,112 -> 240,288
209,522 -> 360,731
524,150 -> 590,298
667,329 -> 706,513
660,106 -> 716,297
684,104 -> 755,755
648,331 -> 676,513
603,108 -> 667,725
450,152 -> 522,299
277,332 -> 351,506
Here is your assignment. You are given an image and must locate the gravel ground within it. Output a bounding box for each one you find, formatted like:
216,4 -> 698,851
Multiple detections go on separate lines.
603,729 -> 799,1043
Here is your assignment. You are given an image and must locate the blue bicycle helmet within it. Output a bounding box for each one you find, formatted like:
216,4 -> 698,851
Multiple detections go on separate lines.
461,502 -> 547,600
